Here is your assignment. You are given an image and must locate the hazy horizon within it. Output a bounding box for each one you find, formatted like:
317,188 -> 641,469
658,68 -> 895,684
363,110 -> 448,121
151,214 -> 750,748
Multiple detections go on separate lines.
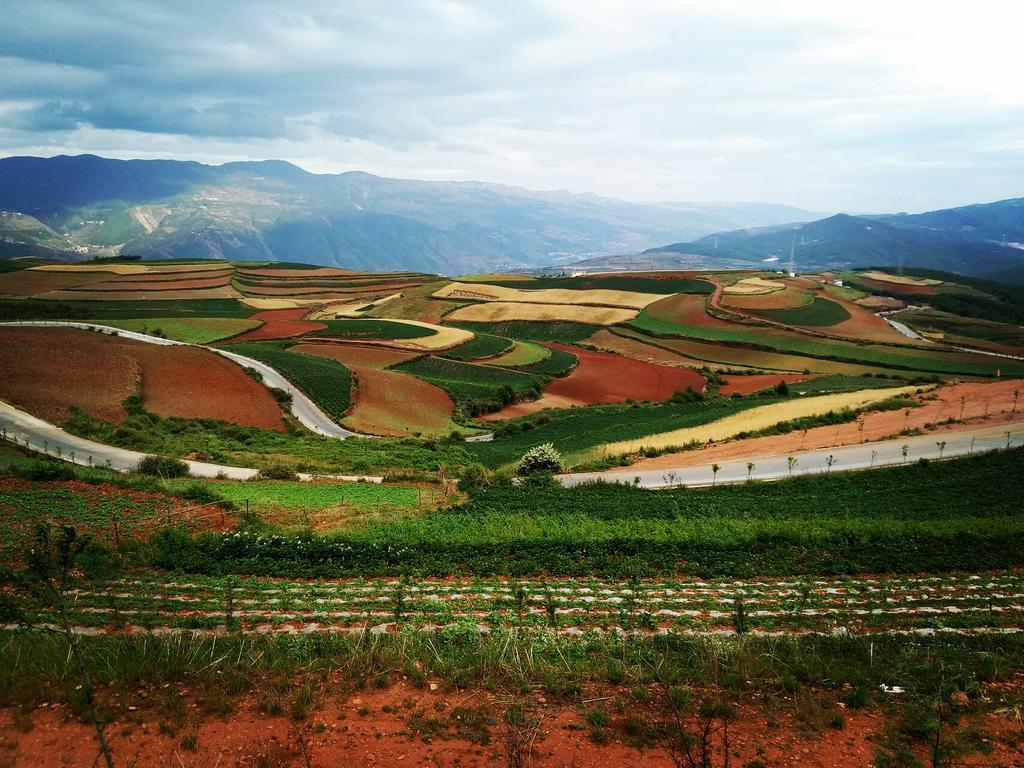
4,1 -> 1022,213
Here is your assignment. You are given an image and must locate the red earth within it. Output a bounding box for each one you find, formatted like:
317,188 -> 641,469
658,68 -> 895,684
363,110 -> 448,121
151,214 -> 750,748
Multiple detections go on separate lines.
719,373 -> 816,395
0,327 -> 285,430
482,343 -> 706,421
644,292 -> 734,328
2,679 -> 1020,768
81,274 -> 233,292
858,276 -> 937,296
227,308 -> 327,343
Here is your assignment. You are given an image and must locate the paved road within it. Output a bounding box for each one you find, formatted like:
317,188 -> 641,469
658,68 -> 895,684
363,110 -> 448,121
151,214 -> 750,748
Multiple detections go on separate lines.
560,421 -> 1024,489
0,321 -> 360,438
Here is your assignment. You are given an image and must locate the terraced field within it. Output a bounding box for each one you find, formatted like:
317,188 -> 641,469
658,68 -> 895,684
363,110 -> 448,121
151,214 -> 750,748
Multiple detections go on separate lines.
29,571 -> 1024,637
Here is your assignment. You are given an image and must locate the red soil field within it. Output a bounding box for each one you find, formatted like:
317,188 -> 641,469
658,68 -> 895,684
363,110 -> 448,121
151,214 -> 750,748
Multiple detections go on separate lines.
0,270 -> 111,296
720,285 -> 812,310
289,343 -> 418,369
237,267 -> 370,278
858,276 -> 937,296
719,373 -> 816,396
79,274 -> 233,292
104,268 -> 234,283
856,295 -> 906,311
482,343 -> 706,420
225,308 -> 327,342
0,327 -> 138,423
644,293 -> 734,327
586,329 -> 713,369
5,679 -> 1020,768
0,327 -> 285,430
618,378 -> 1024,472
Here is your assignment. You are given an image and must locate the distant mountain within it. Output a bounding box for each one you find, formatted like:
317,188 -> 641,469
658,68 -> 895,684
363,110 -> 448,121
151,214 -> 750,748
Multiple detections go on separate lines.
874,197 -> 1024,246
0,154 -> 817,273
641,206 -> 1024,282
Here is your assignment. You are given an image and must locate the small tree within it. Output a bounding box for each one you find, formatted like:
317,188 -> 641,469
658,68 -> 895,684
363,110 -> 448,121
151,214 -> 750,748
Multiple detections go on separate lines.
902,444 -> 909,463
746,461 -> 755,481
787,456 -> 797,476
936,440 -> 947,459
711,463 -> 720,487
515,443 -> 563,477
825,454 -> 836,473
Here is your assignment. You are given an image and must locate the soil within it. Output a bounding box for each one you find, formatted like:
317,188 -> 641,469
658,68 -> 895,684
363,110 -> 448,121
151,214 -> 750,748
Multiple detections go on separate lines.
0,270 -> 111,296
40,286 -> 240,301
0,327 -> 286,430
616,379 -> 1024,472
644,293 -> 734,327
858,276 -> 937,296
241,282 -> 423,296
719,373 -> 816,396
288,343 -> 418,369
482,343 -> 706,420
586,329 -> 717,369
227,309 -> 327,343
2,680 -> 1020,768
84,275 -> 233,292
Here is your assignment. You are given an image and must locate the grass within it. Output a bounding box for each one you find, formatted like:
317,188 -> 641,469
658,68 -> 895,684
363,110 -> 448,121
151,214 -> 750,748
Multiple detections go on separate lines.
441,332 -> 514,360
104,317 -> 260,343
449,320 -> 603,343
148,446 -> 1024,578
0,297 -> 254,320
203,480 -> 419,509
227,341 -> 352,421
754,296 -> 851,326
311,319 -> 435,340
519,346 -> 578,377
485,340 -> 550,367
395,357 -> 545,416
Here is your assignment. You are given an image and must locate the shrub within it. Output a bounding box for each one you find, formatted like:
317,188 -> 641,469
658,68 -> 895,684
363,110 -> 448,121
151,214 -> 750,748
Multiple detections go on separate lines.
136,455 -> 190,478
459,463 -> 492,490
515,443 -> 563,477
257,464 -> 300,481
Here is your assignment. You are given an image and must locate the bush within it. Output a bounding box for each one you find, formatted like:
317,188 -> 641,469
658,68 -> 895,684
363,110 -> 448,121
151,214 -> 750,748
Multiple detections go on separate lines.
515,443 -> 563,477
11,460 -> 77,481
257,464 -> 300,481
459,463 -> 492,490
136,455 -> 190,478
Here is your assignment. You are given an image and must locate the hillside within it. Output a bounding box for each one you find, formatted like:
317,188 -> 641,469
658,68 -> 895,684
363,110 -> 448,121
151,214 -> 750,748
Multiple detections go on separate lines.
0,154 -> 816,273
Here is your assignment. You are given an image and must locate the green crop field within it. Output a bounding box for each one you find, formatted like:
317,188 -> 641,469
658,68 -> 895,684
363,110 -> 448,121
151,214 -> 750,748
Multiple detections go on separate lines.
203,480 -> 419,509
449,320 -> 603,343
226,341 -> 352,420
0,297 -> 254,320
486,340 -> 550,367
754,296 -> 851,326
441,332 -> 514,360
396,356 -> 544,415
312,318 -> 436,340
105,317 -> 261,343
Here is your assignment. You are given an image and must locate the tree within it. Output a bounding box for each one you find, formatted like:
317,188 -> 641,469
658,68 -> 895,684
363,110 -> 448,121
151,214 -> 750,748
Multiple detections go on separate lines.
825,455 -> 836,473
746,462 -> 755,481
902,444 -> 909,463
515,443 -> 563,477
787,456 -> 797,476
0,525 -> 116,767
936,440 -> 947,459
710,463 -> 720,487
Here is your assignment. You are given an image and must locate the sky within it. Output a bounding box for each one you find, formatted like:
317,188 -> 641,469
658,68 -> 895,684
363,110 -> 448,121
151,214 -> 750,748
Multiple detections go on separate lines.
2,0 -> 1022,212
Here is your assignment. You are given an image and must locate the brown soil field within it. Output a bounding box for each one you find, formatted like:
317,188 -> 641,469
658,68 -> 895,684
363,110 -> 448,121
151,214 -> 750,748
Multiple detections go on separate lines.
482,343 -> 706,420
292,343 -> 455,436
131,345 -> 286,431
0,327 -> 138,423
237,267 -> 374,278
806,291 -> 923,345
586,329 -> 713,369
223,308 -> 327,342
0,327 -> 285,430
617,378 -> 1024,472
79,274 -> 233,292
719,373 -> 817,395
39,286 -> 240,301
103,268 -> 234,283
0,270 -> 111,296
4,679 -> 1020,768
644,293 -> 734,328
237,282 -> 422,296
33,263 -> 231,275
858,276 -> 937,296
856,295 -> 906,311
720,285 -> 813,310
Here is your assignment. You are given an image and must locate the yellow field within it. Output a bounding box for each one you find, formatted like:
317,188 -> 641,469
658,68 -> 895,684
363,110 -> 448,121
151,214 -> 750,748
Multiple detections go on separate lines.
446,301 -> 639,325
239,297 -> 330,310
310,293 -> 403,318
722,276 -> 786,295
860,271 -> 943,286
583,386 -> 918,460
324,318 -> 473,351
432,281 -> 663,309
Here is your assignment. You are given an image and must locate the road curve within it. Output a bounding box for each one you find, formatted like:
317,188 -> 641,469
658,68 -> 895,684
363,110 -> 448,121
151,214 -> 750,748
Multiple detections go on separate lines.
0,321 -> 360,439
560,421 -> 1024,489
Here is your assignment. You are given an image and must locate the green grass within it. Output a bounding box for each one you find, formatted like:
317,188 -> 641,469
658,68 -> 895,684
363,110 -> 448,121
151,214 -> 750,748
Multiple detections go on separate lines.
104,317 -> 260,343
780,375 -> 910,395
449,320 -> 603,343
441,332 -> 514,360
311,319 -> 435,340
208,341 -> 352,421
754,296 -> 851,326
467,394 -> 767,468
150,447 -> 1024,578
396,357 -> 545,416
485,340 -> 550,367
484,276 -> 715,294
0,297 -> 254,320
519,345 -> 578,377
203,480 -> 419,509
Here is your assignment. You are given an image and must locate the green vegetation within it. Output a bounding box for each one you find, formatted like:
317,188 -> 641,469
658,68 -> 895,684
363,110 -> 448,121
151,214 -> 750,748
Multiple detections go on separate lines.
449,320 -> 602,343
780,375 -> 911,395
900,308 -> 1024,348
441,332 -> 514,360
152,446 -> 1024,579
105,317 -> 260,343
485,340 -> 550,367
206,480 -> 418,509
519,345 -> 578,376
227,342 -> 352,420
485,275 -> 715,294
755,296 -> 851,326
467,393 -> 765,468
311,318 -> 434,340
396,356 -> 544,416
0,297 -> 254,320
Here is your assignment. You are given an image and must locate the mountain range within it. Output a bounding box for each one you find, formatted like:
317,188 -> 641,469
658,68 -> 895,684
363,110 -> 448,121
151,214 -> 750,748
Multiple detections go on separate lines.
0,154 -> 816,274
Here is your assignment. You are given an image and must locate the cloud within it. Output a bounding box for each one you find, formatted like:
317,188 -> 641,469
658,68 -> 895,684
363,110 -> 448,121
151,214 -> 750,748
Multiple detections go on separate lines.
1,0 -> 1022,211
